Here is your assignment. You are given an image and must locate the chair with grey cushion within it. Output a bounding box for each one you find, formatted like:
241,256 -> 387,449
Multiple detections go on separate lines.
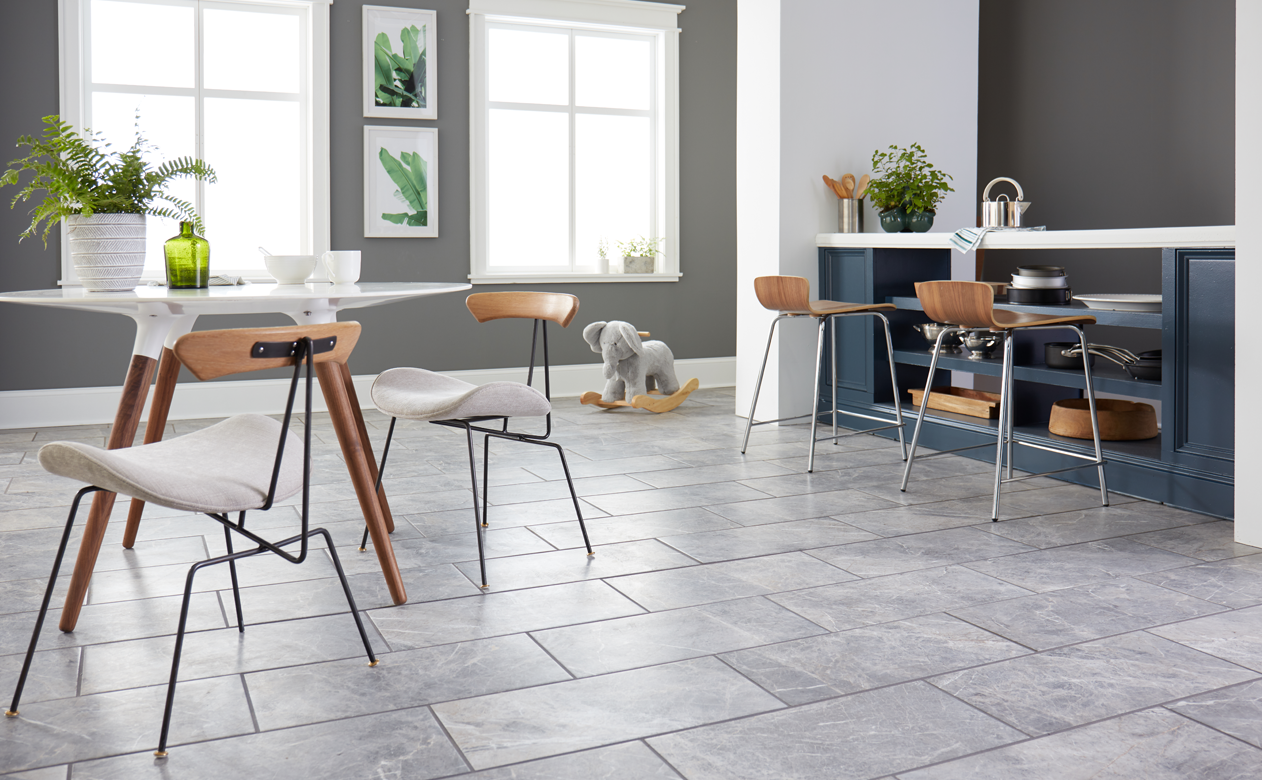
364,291 -> 593,588
5,323 -> 377,758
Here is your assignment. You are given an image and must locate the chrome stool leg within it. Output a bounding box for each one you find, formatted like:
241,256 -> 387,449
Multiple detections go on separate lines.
876,312 -> 908,460
830,315 -> 838,446
742,315 -> 785,454
991,331 -> 1015,521
901,328 -> 958,490
1075,324 -> 1110,506
807,315 -> 828,473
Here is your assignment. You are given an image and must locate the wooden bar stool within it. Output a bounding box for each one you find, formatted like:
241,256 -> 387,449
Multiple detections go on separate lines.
741,275 -> 906,472
901,281 -> 1109,520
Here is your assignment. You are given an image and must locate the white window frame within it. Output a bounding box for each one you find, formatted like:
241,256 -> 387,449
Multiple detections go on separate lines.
57,0 -> 331,286
469,0 -> 683,284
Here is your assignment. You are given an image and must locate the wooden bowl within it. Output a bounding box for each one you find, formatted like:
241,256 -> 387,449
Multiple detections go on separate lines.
1049,398 -> 1158,441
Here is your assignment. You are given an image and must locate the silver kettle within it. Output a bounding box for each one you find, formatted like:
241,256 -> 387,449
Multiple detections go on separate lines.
981,177 -> 1031,227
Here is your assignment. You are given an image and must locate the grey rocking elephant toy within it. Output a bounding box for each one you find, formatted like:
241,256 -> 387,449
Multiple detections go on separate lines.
583,320 -> 682,404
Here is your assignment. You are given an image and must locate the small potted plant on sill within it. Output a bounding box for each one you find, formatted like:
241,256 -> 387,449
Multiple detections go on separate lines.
1,115 -> 216,291
864,142 -> 954,233
616,236 -> 664,274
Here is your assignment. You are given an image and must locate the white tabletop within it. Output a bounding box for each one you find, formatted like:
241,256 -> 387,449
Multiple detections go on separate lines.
0,281 -> 473,358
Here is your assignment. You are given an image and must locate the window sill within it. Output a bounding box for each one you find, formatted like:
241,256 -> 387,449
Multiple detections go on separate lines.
469,272 -> 682,284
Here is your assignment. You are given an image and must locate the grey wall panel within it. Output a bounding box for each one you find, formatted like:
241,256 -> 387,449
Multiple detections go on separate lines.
976,0 -> 1235,304
0,0 -> 737,392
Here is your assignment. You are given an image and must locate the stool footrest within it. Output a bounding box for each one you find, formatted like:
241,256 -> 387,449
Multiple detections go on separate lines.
1002,460 -> 1107,484
1013,438 -> 1106,463
814,422 -> 904,444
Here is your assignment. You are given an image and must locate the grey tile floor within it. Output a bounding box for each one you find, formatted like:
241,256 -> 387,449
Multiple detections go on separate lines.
1,387 -> 1260,778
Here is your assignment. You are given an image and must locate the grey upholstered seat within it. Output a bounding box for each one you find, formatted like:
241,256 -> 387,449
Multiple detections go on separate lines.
38,414 -> 301,514
372,367 -> 551,422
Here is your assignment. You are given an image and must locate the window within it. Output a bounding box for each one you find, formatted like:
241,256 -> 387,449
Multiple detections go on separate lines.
59,0 -> 329,284
469,0 -> 682,283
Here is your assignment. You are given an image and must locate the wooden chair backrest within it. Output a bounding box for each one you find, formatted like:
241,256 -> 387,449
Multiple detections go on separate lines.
467,292 -> 579,327
174,322 -> 361,380
915,281 -> 997,329
753,276 -> 812,313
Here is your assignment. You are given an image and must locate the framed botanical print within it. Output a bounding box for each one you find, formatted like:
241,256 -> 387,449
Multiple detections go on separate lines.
363,6 -> 436,119
364,126 -> 437,237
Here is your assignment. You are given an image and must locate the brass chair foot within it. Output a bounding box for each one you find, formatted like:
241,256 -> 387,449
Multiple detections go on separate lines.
587,551 -> 595,557
4,710 -> 17,717
368,659 -> 380,667
153,751 -> 168,758
358,547 -> 366,552
479,584 -> 489,589
481,523 -> 488,528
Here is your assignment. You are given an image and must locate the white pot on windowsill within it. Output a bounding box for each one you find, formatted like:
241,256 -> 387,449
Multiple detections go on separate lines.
66,214 -> 147,291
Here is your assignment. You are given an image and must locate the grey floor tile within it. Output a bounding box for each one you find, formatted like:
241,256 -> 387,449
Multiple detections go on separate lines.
532,596 -> 827,676
721,613 -> 1029,705
808,527 -> 1036,578
736,463 -> 911,497
584,482 -> 773,517
706,489 -> 897,526
337,526 -> 557,575
840,504 -> 997,537
607,551 -> 856,611
852,470 -> 1053,508
901,707 -> 1262,779
1138,554 -> 1262,608
78,613 -> 385,695
980,501 -> 1213,549
659,518 -> 879,563
524,454 -> 693,481
964,538 -> 1203,593
648,681 -> 1023,780
482,475 -> 654,505
2,767 -> 67,780
0,647 -> 79,705
929,631 -> 1259,736
408,498 -> 609,537
632,460 -> 795,489
1131,520 -> 1259,562
0,592 -> 225,652
528,507 -> 739,550
1148,604 -> 1262,671
247,633 -> 570,730
369,580 -> 643,650
1168,678 -> 1262,749
432,656 -> 783,770
455,741 -> 682,779
951,577 -> 1228,651
69,707 -> 469,780
456,539 -> 696,592
0,676 -> 253,774
770,565 -> 1033,632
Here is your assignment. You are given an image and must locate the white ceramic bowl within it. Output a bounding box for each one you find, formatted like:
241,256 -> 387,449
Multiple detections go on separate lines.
265,255 -> 318,284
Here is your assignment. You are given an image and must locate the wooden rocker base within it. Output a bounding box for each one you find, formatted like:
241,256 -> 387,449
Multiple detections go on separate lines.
580,378 -> 699,413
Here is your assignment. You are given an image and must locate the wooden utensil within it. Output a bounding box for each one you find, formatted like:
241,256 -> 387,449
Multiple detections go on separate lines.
855,174 -> 869,200
822,175 -> 845,199
841,173 -> 856,199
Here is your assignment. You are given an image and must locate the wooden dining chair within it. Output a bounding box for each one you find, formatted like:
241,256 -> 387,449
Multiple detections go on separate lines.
902,281 -> 1109,520
364,292 -> 593,587
741,275 -> 907,472
5,323 -> 378,758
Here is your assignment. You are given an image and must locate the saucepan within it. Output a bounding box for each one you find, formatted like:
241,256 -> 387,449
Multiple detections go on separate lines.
1058,344 -> 1161,381
912,323 -> 963,351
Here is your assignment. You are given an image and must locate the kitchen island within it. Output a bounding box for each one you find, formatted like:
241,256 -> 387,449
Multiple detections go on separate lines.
816,226 -> 1235,518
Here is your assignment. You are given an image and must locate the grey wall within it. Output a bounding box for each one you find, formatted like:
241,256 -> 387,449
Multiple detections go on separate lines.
977,0 -> 1235,346
0,0 -> 737,393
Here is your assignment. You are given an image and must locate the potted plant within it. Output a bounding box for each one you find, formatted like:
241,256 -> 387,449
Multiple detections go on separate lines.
864,143 -> 954,233
616,236 -> 664,274
1,115 -> 216,290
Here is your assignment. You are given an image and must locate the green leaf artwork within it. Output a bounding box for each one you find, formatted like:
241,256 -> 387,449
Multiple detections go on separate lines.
379,147 -> 427,227
374,24 -> 426,109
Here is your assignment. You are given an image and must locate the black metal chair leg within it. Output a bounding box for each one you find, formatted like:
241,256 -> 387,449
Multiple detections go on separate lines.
544,441 -> 593,556
313,528 -> 378,666
155,557 -> 212,757
223,514 -> 245,633
7,486 -> 101,718
464,424 -> 488,588
360,417 -> 397,552
481,433 -> 491,528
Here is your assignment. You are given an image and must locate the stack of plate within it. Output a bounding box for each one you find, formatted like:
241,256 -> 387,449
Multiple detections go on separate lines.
1009,265 -> 1071,304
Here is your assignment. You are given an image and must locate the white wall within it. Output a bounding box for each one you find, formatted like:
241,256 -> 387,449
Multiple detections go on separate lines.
736,0 -> 980,421
1236,2 -> 1260,545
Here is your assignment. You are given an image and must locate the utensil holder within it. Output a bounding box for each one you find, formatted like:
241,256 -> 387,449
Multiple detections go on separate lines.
838,199 -> 863,233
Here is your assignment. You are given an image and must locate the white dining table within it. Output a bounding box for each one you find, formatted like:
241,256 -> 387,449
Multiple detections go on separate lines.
0,281 -> 472,630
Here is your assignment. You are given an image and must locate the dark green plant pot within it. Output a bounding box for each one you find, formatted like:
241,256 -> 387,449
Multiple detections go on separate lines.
906,209 -> 935,233
878,207 -> 907,233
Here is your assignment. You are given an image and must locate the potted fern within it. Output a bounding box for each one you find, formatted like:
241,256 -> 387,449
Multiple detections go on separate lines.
864,143 -> 954,233
1,115 -> 216,290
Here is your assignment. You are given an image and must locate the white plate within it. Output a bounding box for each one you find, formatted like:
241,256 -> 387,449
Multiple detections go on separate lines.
1010,274 -> 1068,289
1073,294 -> 1162,311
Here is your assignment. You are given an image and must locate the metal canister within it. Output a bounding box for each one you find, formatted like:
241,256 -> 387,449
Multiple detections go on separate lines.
838,199 -> 863,233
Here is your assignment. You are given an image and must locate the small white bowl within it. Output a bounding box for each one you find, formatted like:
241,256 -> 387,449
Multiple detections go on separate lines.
265,255 -> 318,285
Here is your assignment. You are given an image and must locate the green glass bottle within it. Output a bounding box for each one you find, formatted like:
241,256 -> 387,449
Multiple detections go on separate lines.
164,222 -> 210,288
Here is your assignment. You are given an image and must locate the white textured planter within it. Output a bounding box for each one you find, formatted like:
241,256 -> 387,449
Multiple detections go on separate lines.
66,214 -> 146,291
622,255 -> 656,274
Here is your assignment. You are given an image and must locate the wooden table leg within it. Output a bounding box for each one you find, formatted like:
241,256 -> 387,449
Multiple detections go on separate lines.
316,361 -> 407,605
340,361 -> 395,534
122,347 -> 181,549
59,354 -> 158,632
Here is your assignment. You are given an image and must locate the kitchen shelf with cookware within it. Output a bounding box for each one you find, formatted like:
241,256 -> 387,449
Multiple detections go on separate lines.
815,226 -> 1235,519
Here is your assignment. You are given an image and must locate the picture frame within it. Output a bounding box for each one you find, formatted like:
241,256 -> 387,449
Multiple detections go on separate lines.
364,126 -> 437,238
363,5 -> 436,120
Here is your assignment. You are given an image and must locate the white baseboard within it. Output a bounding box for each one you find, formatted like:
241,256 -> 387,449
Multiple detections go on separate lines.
0,357 -> 737,429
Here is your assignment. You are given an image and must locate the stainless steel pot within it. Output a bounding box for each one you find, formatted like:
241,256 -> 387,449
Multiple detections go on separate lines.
981,177 -> 1031,227
912,322 -> 962,351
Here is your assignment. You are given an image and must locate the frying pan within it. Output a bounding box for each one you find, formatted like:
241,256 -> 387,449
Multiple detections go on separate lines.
1060,345 -> 1161,381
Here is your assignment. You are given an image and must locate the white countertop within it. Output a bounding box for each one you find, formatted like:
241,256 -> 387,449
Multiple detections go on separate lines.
816,225 -> 1235,250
